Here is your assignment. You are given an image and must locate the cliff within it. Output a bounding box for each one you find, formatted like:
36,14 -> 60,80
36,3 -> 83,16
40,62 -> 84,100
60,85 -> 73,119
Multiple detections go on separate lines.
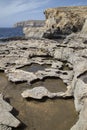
23,6 -> 87,39
23,27 -> 45,39
44,6 -> 87,38
14,20 -> 45,27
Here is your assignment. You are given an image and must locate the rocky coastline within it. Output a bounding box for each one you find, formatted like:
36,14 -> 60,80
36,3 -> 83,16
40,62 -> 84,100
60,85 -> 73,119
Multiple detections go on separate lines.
14,20 -> 45,28
0,6 -> 87,130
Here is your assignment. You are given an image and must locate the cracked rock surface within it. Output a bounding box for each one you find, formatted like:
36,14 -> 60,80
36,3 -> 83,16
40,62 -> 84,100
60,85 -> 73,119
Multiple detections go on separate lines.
0,32 -> 87,130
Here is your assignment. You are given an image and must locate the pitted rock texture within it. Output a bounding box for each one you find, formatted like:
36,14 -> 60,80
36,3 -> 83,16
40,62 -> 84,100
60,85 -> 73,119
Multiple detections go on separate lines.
21,86 -> 64,99
23,27 -> 45,39
0,32 -> 87,130
44,6 -> 87,38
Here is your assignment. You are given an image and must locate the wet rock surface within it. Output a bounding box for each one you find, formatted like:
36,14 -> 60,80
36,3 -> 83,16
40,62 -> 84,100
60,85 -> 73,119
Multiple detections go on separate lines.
21,86 -> 66,99
0,73 -> 77,130
0,30 -> 87,129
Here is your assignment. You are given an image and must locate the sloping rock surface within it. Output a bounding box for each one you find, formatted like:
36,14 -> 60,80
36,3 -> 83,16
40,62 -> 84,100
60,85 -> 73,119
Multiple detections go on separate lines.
0,94 -> 20,129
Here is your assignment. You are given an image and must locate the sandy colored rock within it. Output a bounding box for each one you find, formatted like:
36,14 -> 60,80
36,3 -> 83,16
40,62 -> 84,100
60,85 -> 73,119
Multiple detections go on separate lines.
44,6 -> 87,38
0,94 -> 13,112
81,19 -> 87,33
23,27 -> 45,39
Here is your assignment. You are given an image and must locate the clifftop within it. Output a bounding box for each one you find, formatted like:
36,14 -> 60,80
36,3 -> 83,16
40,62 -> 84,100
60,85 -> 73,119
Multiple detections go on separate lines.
14,20 -> 45,27
44,6 -> 87,19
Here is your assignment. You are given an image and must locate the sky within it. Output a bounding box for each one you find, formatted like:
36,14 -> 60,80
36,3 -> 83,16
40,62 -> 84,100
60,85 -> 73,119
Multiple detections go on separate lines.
0,0 -> 87,27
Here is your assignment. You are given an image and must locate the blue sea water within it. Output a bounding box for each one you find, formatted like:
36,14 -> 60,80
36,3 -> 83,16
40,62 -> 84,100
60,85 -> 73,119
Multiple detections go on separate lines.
0,27 -> 24,39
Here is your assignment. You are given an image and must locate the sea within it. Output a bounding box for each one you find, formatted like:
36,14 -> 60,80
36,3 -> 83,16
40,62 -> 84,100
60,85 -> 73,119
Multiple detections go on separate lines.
0,27 -> 24,40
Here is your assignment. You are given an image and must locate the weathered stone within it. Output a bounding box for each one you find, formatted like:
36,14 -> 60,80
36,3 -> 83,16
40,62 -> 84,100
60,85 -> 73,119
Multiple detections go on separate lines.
23,27 -> 45,39
44,6 -> 87,38
70,98 -> 87,130
0,125 -> 12,130
54,47 -> 74,61
0,94 -> 13,112
5,68 -> 37,83
0,24 -> 87,130
0,94 -> 20,128
51,61 -> 63,69
0,111 -> 20,127
21,86 -> 65,99
81,19 -> 87,33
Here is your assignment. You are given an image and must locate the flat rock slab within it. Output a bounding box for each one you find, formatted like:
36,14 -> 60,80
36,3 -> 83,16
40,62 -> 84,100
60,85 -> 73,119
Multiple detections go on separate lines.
0,110 -> 20,127
0,125 -> 12,130
21,86 -> 65,99
5,68 -> 37,83
0,94 -> 20,128
0,94 -> 13,112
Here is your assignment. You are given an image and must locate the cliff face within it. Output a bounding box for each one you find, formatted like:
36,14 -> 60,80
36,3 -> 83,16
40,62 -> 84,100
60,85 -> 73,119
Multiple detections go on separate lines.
23,27 -> 45,39
22,6 -> 87,39
44,6 -> 87,38
14,20 -> 45,27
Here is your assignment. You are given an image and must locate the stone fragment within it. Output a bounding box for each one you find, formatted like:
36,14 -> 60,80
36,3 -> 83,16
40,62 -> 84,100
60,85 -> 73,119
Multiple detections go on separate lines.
5,68 -> 37,83
0,94 -> 13,112
0,94 -> 20,128
21,86 -> 65,99
0,111 -> 20,127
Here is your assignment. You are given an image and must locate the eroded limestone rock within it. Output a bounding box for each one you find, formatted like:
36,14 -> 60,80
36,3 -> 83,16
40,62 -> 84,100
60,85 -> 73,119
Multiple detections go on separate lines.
81,19 -> 87,33
5,68 -> 37,83
0,94 -> 20,129
21,86 -> 65,99
23,27 -> 45,39
44,6 -> 87,38
0,125 -> 12,130
0,28 -> 87,130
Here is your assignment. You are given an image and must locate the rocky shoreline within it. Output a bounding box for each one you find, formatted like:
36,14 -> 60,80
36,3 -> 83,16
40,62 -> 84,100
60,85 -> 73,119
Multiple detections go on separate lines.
0,5 -> 87,130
